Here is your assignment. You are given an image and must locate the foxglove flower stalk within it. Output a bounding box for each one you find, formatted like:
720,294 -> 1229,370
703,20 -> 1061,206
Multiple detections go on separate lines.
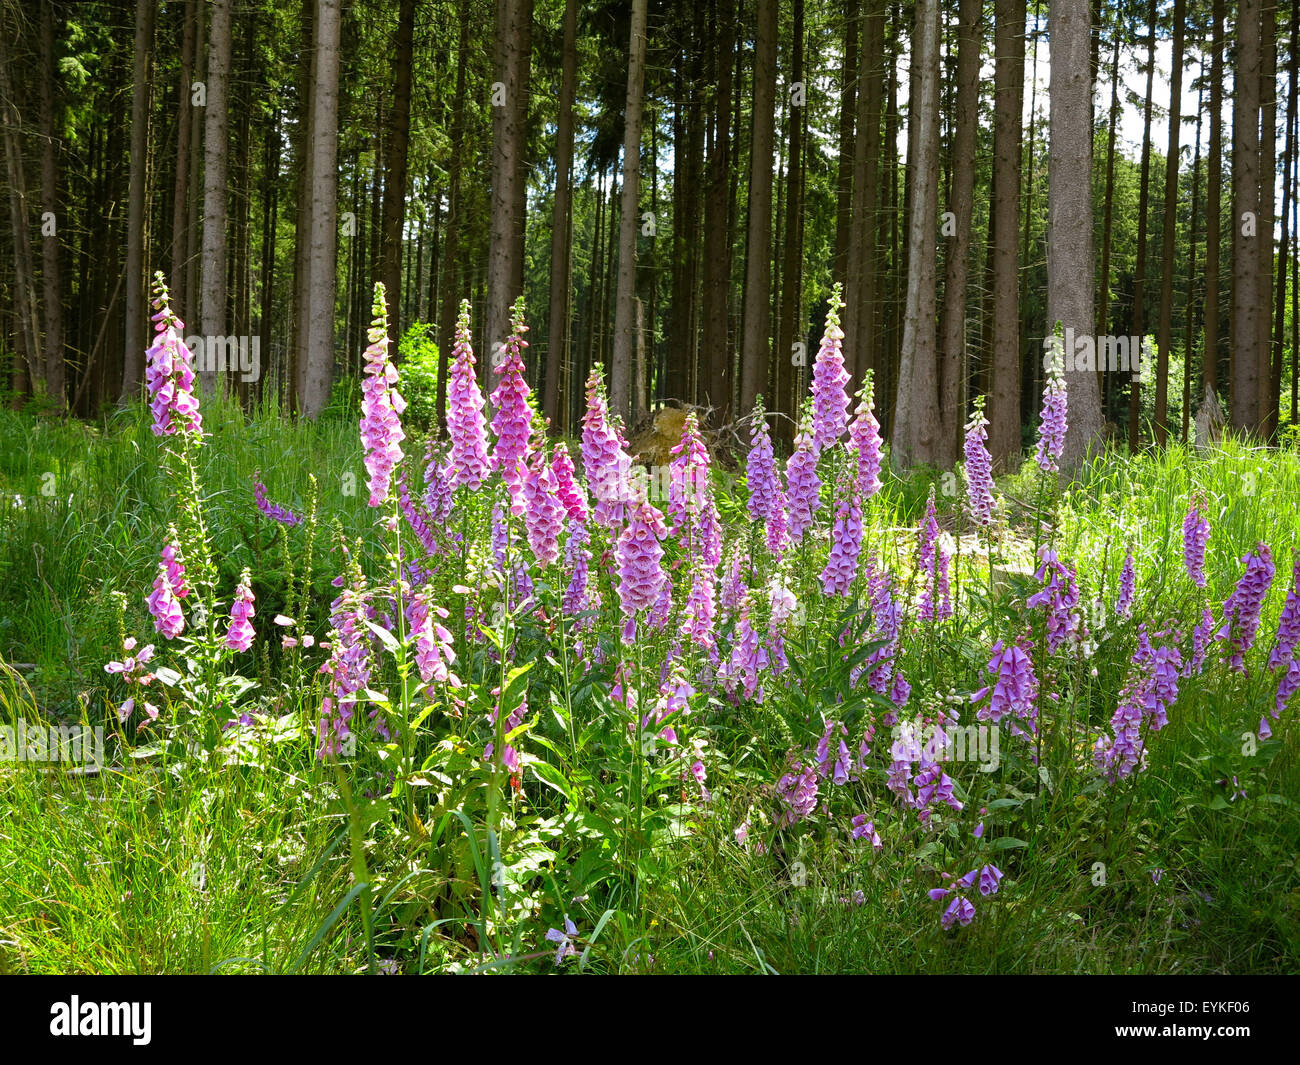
615,498 -> 668,644
522,446 -> 565,569
104,637 -> 159,722
1186,606 -> 1217,677
785,406 -> 821,541
253,471 -> 302,526
398,466 -> 438,557
423,440 -> 455,528
1033,335 -> 1068,473
319,569 -> 375,757
719,546 -> 746,617
1267,555 -> 1300,670
1095,626 -> 1183,780
225,569 -> 256,652
550,441 -> 588,523
821,469 -> 863,596
562,517 -> 597,622
446,300 -> 491,489
1217,542 -> 1275,673
359,284 -> 407,507
669,412 -> 722,566
407,592 -> 461,690
810,283 -> 850,452
146,560 -> 185,639
972,637 -> 1038,732
916,489 -> 941,622
848,372 -> 884,500
723,591 -> 767,701
144,273 -> 203,439
582,369 -> 632,529
680,560 -> 718,662
1026,546 -> 1083,653
775,754 -> 819,827
1183,495 -> 1211,588
1116,549 -> 1136,619
745,398 -> 780,523
936,545 -> 953,621
962,397 -> 996,529
160,529 -> 189,600
489,299 -> 534,511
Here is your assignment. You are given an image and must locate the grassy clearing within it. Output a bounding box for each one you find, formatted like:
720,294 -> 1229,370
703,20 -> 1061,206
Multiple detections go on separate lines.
1,404 -> 1297,974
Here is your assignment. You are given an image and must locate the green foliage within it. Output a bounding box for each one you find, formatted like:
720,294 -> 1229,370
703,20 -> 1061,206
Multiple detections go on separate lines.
396,321 -> 441,432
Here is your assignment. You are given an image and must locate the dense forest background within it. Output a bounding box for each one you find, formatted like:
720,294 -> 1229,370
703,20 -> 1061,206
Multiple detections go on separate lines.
1,0 -> 1297,469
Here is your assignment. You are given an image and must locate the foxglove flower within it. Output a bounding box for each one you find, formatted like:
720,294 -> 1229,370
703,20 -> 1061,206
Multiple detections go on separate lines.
668,412 -> 722,566
821,469 -> 863,596
144,272 -> 203,439
810,283 -> 850,452
1116,549 -> 1136,619
253,471 -> 302,526
1183,495 -> 1211,589
446,300 -> 491,489
1034,336 -> 1068,473
916,489 -> 941,622
1268,555 -> 1300,670
972,637 -> 1038,732
550,441 -> 588,523
1026,546 -> 1084,653
848,371 -> 884,500
146,561 -> 185,639
850,814 -> 882,850
1217,542 -> 1275,673
522,446 -> 565,569
615,498 -> 668,644
490,299 -> 534,511
359,284 -> 407,507
962,397 -> 996,529
225,569 -> 256,652
785,406 -> 821,542
582,368 -> 633,529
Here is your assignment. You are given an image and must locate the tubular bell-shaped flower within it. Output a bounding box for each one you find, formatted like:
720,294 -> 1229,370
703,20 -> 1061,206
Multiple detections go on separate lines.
144,273 -> 203,439
489,298 -> 534,511
445,300 -> 491,489
359,283 -> 407,507
810,282 -> 850,452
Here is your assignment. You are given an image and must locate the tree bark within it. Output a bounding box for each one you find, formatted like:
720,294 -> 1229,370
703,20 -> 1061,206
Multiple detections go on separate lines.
936,0 -> 980,465
1231,0 -> 1264,434
380,0 -> 417,349
301,0 -> 341,417
610,0 -> 650,422
198,0 -> 232,396
544,0 -> 578,431
1049,0 -> 1103,468
739,0 -> 779,416
38,0 -> 65,407
987,0 -> 1026,469
1154,0 -> 1185,445
891,0 -> 941,467
120,0 -> 155,402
